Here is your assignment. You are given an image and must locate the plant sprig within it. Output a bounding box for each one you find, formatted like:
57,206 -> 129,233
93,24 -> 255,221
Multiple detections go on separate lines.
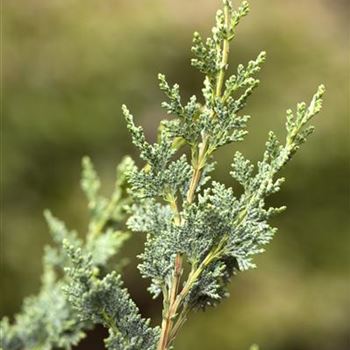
1,1 -> 325,350
124,1 -> 324,349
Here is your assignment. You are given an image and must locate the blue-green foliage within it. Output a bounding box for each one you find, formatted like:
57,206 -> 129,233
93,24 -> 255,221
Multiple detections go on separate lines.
64,244 -> 159,350
124,0 -> 325,312
124,106 -> 192,200
1,1 -> 325,349
1,157 -> 131,350
1,268 -> 87,350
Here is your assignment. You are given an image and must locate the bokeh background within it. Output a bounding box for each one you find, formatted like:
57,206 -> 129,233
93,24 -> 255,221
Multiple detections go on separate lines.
2,0 -> 349,349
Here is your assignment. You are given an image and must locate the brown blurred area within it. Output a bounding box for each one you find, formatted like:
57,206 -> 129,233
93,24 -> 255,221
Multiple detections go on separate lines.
2,0 -> 349,349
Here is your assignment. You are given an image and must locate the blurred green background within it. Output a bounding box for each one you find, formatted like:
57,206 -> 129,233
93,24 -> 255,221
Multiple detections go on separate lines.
2,0 -> 349,349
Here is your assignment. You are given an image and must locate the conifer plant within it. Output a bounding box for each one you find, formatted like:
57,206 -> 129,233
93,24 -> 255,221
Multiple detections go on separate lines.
1,1 -> 325,349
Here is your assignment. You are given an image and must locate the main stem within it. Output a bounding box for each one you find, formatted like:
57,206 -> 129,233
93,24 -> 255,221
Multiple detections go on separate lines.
157,6 -> 231,350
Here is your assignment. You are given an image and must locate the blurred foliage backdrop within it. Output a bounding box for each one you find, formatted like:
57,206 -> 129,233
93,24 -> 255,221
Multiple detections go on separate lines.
2,0 -> 350,349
